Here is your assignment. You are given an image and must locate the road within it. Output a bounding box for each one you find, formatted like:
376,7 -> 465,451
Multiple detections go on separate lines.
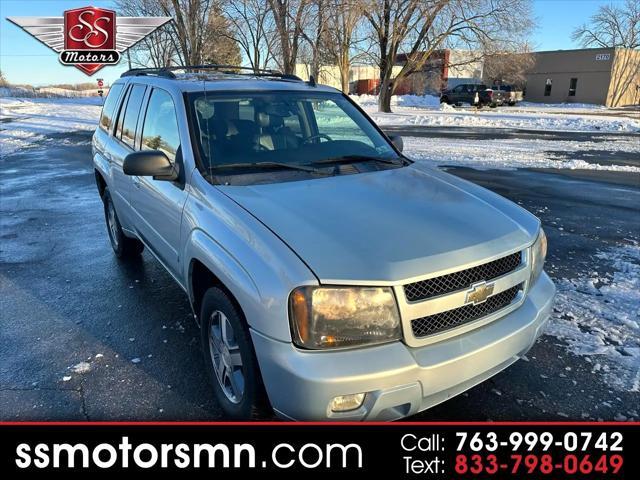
1,127 -> 638,421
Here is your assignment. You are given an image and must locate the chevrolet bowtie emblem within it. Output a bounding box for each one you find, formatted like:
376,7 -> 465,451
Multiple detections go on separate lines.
465,281 -> 495,305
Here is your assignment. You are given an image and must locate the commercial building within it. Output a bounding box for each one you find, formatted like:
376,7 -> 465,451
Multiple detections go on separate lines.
523,47 -> 640,107
295,49 -> 484,95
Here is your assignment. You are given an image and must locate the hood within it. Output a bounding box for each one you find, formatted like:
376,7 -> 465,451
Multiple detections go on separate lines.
220,166 -> 539,283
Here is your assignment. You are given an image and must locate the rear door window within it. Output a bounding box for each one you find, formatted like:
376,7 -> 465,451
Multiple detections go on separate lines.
99,83 -> 124,132
119,84 -> 147,148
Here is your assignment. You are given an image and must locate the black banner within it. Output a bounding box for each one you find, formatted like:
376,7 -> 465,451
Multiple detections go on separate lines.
1,422 -> 638,478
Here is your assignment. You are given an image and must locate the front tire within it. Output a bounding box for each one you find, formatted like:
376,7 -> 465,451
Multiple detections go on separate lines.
200,287 -> 269,419
102,188 -> 144,258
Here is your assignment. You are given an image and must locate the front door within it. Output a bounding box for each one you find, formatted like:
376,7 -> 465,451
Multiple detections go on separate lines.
129,88 -> 187,278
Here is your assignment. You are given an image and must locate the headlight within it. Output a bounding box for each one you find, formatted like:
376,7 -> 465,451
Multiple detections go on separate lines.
530,228 -> 548,285
289,286 -> 401,349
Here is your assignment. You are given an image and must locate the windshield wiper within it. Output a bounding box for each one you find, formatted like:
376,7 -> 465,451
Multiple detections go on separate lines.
210,161 -> 325,174
308,155 -> 406,167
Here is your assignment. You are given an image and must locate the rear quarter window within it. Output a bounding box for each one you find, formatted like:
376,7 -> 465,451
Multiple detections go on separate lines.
118,84 -> 147,148
98,83 -> 124,132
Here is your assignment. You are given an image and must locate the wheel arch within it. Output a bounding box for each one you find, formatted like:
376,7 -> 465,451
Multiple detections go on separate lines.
94,169 -> 107,198
189,258 -> 248,327
184,230 -> 261,328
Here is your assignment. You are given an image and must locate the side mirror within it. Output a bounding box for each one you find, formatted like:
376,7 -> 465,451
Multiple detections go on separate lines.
123,150 -> 177,181
389,135 -> 403,152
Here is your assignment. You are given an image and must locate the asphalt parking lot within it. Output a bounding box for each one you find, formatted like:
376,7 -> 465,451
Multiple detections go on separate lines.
1,127 -> 638,421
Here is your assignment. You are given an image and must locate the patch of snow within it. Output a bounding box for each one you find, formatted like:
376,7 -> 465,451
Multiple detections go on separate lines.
352,93 -> 441,108
62,376 -> 72,382
351,94 -> 640,133
71,361 -> 91,374
0,97 -> 102,156
131,357 -> 141,364
405,136 -> 640,172
517,101 -> 607,110
545,244 -> 640,392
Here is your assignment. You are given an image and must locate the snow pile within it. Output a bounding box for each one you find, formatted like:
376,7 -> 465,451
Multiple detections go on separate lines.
546,244 -> 640,392
0,97 -> 102,156
351,94 -> 640,133
517,101 -> 607,110
352,94 -> 441,109
0,86 -> 100,98
405,136 -> 640,172
369,109 -> 640,133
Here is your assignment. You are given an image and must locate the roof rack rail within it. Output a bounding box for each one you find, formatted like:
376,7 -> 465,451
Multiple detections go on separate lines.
121,64 -> 303,82
120,68 -> 176,79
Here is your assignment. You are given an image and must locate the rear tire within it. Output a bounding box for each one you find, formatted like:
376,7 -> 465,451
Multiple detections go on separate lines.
440,96 -> 449,104
200,287 -> 269,419
102,188 -> 144,259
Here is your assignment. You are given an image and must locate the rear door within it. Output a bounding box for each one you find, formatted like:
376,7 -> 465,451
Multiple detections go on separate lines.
108,83 -> 147,231
93,82 -> 124,191
129,87 -> 188,278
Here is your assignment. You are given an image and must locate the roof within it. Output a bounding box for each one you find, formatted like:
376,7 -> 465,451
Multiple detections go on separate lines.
533,46 -> 616,55
117,65 -> 341,94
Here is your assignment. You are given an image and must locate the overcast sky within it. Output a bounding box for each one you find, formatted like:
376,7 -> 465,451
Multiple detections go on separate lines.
0,0 -> 617,86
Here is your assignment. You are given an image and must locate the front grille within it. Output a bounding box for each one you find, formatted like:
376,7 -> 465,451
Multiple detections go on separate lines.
404,252 -> 522,302
411,283 -> 522,338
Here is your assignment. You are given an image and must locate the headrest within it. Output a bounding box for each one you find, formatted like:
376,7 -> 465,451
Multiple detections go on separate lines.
195,98 -> 215,120
256,111 -> 283,129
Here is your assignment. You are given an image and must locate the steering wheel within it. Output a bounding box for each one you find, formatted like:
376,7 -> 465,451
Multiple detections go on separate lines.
303,133 -> 332,144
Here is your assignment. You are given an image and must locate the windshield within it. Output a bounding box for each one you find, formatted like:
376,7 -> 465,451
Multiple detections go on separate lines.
187,91 -> 401,181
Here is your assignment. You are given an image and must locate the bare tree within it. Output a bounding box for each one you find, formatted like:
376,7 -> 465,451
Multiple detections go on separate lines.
572,0 -> 640,49
483,48 -> 535,88
115,0 -> 177,67
299,1 -> 330,79
223,0 -> 277,71
117,0 -> 240,67
268,0 -> 313,74
203,3 -> 242,64
323,0 -> 366,92
364,0 -> 534,112
157,0 -> 217,64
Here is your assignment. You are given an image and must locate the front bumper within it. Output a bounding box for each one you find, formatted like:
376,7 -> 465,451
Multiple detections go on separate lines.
252,272 -> 555,421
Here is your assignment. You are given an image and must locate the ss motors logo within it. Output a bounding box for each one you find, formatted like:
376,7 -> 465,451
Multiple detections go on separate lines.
7,7 -> 171,76
61,7 -> 118,75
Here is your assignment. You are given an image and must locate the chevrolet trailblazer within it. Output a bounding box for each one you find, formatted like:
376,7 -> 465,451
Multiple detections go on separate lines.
92,65 -> 555,420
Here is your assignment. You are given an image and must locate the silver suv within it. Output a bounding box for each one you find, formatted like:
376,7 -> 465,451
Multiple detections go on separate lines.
92,66 -> 555,421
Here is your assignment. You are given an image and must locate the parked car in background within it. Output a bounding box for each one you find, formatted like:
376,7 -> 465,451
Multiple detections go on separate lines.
440,83 -> 504,108
496,85 -> 524,106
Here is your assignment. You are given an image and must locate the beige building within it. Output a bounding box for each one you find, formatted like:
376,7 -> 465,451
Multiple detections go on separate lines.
524,47 -> 640,107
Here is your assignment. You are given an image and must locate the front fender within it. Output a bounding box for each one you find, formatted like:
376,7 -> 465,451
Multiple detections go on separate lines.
181,174 -> 318,341
186,228 -> 261,313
